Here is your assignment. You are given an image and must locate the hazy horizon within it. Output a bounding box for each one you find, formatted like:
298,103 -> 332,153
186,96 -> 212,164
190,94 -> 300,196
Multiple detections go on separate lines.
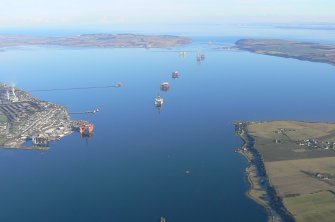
1,0 -> 335,29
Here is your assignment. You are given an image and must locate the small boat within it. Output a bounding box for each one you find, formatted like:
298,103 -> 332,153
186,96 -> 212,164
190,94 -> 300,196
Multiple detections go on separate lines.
179,51 -> 187,57
92,108 -> 100,114
197,53 -> 205,62
160,217 -> 167,222
155,96 -> 164,107
116,82 -> 123,88
172,71 -> 180,79
160,82 -> 170,91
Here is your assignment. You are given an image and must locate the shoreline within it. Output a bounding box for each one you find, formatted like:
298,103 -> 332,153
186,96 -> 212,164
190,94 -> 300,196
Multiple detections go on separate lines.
234,122 -> 295,222
0,82 -> 86,149
240,49 -> 335,67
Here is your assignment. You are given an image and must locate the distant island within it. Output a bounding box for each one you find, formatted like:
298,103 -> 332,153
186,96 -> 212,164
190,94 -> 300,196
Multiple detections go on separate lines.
0,34 -> 192,49
276,24 -> 335,31
236,121 -> 335,222
0,83 -> 85,149
236,39 -> 335,66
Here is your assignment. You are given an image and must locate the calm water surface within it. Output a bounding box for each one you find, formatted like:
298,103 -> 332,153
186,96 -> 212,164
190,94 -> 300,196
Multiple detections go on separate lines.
0,35 -> 335,222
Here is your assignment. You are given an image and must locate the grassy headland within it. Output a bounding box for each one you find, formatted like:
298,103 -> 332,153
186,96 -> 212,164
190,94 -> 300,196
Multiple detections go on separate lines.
236,39 -> 335,66
236,121 -> 335,222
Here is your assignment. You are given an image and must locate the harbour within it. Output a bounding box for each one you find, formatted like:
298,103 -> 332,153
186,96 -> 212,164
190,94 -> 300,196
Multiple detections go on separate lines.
0,35 -> 334,221
0,83 -> 110,149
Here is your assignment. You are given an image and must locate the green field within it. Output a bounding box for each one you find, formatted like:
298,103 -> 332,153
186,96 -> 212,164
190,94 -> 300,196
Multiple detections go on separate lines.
245,121 -> 335,221
0,113 -> 7,124
284,191 -> 335,222
248,121 -> 335,161
0,112 -> 7,146
266,157 -> 335,196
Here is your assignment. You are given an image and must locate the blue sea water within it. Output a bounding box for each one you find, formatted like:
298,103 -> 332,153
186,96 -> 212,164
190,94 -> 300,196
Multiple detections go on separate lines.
0,29 -> 335,222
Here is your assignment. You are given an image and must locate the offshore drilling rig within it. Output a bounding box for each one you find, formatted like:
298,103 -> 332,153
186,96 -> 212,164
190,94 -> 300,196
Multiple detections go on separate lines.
71,109 -> 100,138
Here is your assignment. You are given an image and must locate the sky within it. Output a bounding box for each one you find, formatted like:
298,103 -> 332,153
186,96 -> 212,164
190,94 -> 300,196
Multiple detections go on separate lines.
0,0 -> 335,28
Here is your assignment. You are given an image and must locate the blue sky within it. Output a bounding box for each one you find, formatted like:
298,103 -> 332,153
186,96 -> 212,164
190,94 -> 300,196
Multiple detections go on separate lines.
1,0 -> 335,28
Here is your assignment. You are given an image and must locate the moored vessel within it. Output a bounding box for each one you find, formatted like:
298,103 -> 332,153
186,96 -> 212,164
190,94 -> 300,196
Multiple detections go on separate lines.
79,123 -> 94,137
197,53 -> 205,61
172,71 -> 180,79
155,96 -> 164,107
160,82 -> 170,91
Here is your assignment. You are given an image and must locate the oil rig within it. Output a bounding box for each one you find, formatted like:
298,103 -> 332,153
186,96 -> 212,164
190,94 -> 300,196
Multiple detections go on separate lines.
160,82 -> 170,92
79,123 -> 94,138
70,109 -> 99,138
197,53 -> 206,62
172,71 -> 180,79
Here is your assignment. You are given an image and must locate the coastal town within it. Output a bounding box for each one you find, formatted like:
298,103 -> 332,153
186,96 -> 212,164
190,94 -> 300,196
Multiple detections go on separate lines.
272,127 -> 335,150
0,83 -> 88,149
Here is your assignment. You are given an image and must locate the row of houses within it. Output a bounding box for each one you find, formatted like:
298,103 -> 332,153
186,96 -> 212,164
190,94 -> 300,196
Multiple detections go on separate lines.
297,138 -> 335,150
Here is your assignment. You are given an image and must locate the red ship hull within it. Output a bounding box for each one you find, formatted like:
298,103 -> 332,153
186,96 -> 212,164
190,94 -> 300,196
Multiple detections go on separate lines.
79,124 -> 94,137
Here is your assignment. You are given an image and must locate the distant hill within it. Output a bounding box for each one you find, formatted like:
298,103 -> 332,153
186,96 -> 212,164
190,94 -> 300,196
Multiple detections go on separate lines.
0,34 -> 192,49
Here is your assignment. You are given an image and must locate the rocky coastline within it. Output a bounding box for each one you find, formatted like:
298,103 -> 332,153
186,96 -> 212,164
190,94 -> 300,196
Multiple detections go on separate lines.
235,122 -> 295,222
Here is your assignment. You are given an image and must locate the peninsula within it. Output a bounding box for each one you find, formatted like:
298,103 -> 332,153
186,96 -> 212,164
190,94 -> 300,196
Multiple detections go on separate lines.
236,39 -> 335,66
236,121 -> 335,222
0,34 -> 192,49
0,83 -> 85,149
